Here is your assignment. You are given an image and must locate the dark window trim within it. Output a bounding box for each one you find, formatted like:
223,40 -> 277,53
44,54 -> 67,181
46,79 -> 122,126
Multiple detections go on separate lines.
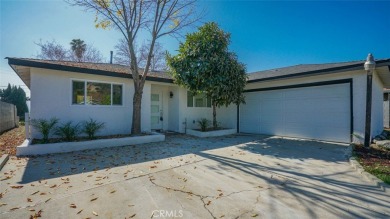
238,78 -> 354,141
244,79 -> 352,93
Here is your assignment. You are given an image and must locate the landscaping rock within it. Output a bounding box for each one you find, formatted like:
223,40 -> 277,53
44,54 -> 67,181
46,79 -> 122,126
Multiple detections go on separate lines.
375,140 -> 390,149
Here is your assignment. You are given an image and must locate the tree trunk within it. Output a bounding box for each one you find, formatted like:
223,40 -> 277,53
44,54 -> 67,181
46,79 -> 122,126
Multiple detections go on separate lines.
132,87 -> 143,134
212,101 -> 217,129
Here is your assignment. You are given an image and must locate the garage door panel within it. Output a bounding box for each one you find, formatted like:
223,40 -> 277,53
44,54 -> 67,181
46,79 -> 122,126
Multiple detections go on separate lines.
240,83 -> 351,143
260,122 -> 284,136
285,84 -> 349,99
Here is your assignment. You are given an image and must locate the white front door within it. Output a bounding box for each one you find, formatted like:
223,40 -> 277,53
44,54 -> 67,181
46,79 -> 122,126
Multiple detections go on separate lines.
151,93 -> 163,130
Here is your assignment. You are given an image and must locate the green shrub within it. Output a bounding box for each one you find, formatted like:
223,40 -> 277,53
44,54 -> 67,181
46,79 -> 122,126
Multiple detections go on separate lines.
55,121 -> 80,142
82,118 -> 105,139
197,118 -> 210,132
31,117 -> 59,143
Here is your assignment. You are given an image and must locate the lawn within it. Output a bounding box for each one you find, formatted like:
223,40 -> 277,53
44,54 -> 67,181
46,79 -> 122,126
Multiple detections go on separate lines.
354,144 -> 390,184
0,124 -> 25,156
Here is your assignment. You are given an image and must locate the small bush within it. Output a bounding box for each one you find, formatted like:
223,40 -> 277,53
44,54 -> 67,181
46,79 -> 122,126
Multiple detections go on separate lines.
31,117 -> 59,143
197,118 -> 210,132
83,118 -> 105,139
55,121 -> 80,142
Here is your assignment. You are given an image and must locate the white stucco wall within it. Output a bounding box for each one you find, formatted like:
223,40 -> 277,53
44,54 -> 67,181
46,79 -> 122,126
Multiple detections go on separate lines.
28,66 -> 385,143
176,87 -> 237,133
168,86 -> 180,132
29,68 -> 151,138
371,71 -> 384,137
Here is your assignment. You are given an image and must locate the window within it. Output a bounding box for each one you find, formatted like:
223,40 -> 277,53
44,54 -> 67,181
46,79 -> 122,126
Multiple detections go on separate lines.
187,91 -> 211,108
72,81 -> 85,104
72,80 -> 123,106
113,84 -> 123,105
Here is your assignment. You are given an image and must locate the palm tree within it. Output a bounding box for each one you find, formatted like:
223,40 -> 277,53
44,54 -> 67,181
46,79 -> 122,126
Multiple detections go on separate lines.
70,39 -> 86,62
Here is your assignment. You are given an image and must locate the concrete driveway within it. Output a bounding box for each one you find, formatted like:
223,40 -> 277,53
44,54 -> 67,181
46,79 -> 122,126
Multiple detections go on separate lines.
0,134 -> 389,218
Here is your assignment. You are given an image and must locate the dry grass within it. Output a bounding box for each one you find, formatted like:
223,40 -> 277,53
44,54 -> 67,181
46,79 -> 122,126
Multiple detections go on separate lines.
354,145 -> 390,184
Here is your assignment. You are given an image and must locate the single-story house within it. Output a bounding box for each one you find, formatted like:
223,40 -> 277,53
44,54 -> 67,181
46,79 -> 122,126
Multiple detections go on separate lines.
7,56 -> 390,144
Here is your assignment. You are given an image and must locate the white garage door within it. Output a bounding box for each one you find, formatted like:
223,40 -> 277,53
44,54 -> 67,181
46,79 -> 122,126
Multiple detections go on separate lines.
240,83 -> 351,143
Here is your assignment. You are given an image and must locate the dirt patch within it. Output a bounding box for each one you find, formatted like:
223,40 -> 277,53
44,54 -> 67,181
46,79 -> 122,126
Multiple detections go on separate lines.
353,145 -> 390,184
0,125 -> 25,156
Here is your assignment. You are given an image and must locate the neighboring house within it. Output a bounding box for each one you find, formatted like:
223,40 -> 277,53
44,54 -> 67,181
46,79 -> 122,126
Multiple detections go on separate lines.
7,57 -> 390,144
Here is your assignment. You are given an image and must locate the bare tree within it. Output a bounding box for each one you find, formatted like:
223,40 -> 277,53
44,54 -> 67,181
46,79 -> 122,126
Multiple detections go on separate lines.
139,42 -> 167,71
36,39 -> 104,62
114,39 -> 166,71
113,38 -> 139,66
35,40 -> 68,61
67,0 -> 202,134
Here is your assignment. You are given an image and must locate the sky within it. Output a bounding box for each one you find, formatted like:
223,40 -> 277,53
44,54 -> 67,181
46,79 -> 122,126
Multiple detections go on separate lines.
1,0 -> 389,98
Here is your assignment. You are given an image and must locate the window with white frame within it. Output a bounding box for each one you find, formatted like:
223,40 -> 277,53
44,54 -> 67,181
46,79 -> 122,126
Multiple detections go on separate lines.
187,91 -> 211,108
72,80 -> 123,106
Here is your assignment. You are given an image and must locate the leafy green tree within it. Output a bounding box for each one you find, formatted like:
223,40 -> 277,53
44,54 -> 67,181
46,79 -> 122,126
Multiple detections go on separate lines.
70,39 -> 87,62
167,22 -> 247,128
0,83 -> 29,118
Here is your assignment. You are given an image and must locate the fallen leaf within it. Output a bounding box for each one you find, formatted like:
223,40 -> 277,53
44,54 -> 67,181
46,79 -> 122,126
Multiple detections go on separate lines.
206,200 -> 211,205
90,197 -> 98,202
77,209 -> 83,214
0,203 -> 7,207
129,213 -> 136,218
70,204 -> 77,208
30,209 -> 42,218
128,204 -> 135,207
149,165 -> 157,169
27,198 -> 33,202
252,213 -> 258,217
29,209 -> 35,211
10,207 -> 20,211
92,211 -> 98,216
50,184 -> 57,188
110,190 -> 116,194
45,198 -> 51,203
10,185 -> 23,189
40,192 -> 46,196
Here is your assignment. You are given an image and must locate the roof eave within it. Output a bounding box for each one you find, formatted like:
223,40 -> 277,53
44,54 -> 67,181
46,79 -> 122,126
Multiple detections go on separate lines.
247,59 -> 390,83
6,58 -> 174,84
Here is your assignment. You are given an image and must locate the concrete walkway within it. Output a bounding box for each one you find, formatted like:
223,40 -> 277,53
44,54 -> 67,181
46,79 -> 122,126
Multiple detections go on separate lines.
0,134 -> 389,218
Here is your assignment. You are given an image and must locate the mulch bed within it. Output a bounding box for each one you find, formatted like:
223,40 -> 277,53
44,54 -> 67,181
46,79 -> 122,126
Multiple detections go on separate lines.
194,128 -> 228,132
0,125 -> 25,156
32,133 -> 150,145
353,145 -> 390,184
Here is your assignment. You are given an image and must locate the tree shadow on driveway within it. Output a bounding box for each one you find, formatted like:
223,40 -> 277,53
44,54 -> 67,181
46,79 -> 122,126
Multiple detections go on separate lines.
192,136 -> 390,218
11,134 -> 390,218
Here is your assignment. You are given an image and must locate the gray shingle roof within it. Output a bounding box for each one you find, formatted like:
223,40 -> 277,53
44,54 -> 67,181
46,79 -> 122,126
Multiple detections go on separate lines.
247,59 -> 390,83
7,57 -> 390,84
